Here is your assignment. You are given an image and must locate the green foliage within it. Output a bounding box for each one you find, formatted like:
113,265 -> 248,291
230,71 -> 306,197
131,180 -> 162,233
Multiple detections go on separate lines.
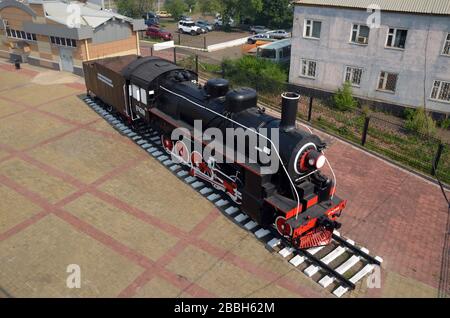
116,0 -> 155,18
404,106 -> 437,136
221,56 -> 287,93
332,81 -> 357,111
255,0 -> 293,28
185,0 -> 197,12
165,0 -> 188,20
198,0 -> 220,14
438,118 -> 450,129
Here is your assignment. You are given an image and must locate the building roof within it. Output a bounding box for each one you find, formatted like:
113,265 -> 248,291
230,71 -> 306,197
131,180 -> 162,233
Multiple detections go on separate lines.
41,0 -> 133,28
293,0 -> 450,15
258,38 -> 291,50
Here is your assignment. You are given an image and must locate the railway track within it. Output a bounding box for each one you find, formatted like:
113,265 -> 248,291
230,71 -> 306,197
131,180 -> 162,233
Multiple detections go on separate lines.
83,96 -> 383,297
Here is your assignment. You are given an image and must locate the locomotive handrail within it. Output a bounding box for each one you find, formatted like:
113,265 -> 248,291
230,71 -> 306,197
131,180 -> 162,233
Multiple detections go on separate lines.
160,85 -> 302,219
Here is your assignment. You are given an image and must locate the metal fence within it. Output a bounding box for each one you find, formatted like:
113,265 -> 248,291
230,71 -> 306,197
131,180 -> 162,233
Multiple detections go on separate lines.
161,51 -> 450,185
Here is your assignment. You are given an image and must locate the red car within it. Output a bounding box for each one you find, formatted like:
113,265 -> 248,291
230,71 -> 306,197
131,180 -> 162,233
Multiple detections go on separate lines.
146,26 -> 172,41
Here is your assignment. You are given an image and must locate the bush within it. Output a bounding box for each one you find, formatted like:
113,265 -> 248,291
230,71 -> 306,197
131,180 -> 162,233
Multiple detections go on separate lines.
332,81 -> 357,111
438,118 -> 450,130
404,106 -> 437,136
221,56 -> 288,94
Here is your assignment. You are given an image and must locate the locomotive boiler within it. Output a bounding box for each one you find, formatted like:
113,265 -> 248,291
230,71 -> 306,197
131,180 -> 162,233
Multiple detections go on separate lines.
83,55 -> 346,249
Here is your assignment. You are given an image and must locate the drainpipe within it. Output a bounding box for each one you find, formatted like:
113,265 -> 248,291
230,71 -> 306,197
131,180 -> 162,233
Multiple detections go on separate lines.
84,39 -> 90,61
136,31 -> 140,56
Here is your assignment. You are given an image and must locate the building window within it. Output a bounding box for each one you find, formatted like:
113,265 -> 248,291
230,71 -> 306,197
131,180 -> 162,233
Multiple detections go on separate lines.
430,80 -> 450,103
350,24 -> 369,45
377,71 -> 398,92
345,66 -> 363,87
442,33 -> 450,55
303,19 -> 321,39
300,59 -> 317,78
386,28 -> 407,49
50,36 -> 77,48
5,26 -> 37,42
140,88 -> 147,105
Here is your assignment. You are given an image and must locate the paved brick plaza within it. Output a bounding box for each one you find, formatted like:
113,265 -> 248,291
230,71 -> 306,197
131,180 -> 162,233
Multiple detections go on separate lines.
0,59 -> 448,297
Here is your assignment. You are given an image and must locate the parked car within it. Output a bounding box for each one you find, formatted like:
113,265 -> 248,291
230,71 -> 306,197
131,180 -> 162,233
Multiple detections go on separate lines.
247,33 -> 275,44
214,14 -> 234,27
156,11 -> 172,18
143,12 -> 159,26
266,29 -> 291,39
250,25 -> 271,34
178,20 -> 204,35
180,15 -> 193,21
146,26 -> 172,41
196,20 -> 213,32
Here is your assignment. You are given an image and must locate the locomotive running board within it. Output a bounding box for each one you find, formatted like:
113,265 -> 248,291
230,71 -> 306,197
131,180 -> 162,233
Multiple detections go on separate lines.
82,96 -> 383,298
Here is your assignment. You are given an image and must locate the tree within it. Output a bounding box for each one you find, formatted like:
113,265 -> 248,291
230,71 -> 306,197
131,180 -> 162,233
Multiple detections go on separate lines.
185,0 -> 197,13
116,0 -> 155,18
257,0 -> 293,28
165,0 -> 188,20
214,0 -> 262,27
198,0 -> 220,15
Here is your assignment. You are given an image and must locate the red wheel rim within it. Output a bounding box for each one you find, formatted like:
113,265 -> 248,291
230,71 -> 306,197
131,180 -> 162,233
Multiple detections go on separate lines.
162,136 -> 173,152
174,141 -> 189,163
275,216 -> 292,237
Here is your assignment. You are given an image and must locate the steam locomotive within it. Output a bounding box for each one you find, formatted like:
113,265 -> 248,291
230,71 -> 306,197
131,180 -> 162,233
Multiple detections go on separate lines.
83,55 -> 346,249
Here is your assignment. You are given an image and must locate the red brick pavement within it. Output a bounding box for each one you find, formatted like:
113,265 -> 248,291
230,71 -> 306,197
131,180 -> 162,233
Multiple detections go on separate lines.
1,61 -> 448,297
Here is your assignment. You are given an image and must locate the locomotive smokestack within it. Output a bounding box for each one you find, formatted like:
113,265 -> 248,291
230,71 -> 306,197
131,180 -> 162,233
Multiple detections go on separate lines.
280,92 -> 300,131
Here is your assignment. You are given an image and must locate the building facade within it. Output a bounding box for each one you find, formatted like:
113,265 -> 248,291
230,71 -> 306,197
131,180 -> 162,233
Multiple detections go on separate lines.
0,0 -> 146,75
289,0 -> 450,114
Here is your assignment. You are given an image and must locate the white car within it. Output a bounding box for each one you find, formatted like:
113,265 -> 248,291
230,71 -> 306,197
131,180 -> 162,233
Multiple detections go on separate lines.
178,20 -> 204,35
214,15 -> 235,27
266,30 -> 291,39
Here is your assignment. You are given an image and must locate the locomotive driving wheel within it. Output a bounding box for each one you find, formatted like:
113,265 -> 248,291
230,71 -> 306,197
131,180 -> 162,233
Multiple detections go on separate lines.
275,216 -> 293,237
174,141 -> 190,164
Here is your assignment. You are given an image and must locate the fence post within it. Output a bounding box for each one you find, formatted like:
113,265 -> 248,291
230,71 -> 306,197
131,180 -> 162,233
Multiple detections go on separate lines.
150,46 -> 153,56
432,143 -> 444,176
221,62 -> 225,79
178,33 -> 181,45
307,96 -> 313,122
173,47 -> 177,65
195,55 -> 199,78
204,36 -> 207,50
361,116 -> 371,146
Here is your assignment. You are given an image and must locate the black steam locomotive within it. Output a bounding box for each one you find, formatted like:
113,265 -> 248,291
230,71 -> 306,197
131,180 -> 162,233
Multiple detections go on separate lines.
83,55 -> 346,249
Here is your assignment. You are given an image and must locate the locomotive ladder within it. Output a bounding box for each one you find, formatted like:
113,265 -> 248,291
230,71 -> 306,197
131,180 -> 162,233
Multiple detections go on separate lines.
82,96 -> 383,297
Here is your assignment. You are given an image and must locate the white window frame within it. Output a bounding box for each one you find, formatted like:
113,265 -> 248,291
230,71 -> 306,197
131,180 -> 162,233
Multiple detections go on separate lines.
303,19 -> 321,39
377,71 -> 398,93
300,58 -> 317,79
132,84 -> 140,102
344,66 -> 363,87
140,88 -> 147,105
442,33 -> 450,56
430,80 -> 450,104
350,24 -> 369,45
385,27 -> 408,50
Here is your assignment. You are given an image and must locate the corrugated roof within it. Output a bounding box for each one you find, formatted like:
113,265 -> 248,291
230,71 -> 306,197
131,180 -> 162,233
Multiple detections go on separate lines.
259,38 -> 291,50
294,0 -> 450,15
43,1 -> 132,28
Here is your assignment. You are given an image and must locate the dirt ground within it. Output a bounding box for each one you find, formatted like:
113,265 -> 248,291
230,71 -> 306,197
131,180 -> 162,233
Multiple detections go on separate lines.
0,59 -> 449,298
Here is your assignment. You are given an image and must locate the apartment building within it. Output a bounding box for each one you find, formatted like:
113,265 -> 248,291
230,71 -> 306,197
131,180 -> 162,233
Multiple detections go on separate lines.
289,0 -> 450,114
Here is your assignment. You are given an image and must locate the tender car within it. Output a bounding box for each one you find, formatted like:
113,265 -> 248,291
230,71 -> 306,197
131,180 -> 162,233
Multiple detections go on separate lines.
266,29 -> 291,39
247,33 -> 275,44
250,25 -> 271,34
156,11 -> 172,18
196,20 -> 213,32
146,26 -> 172,41
178,20 -> 204,35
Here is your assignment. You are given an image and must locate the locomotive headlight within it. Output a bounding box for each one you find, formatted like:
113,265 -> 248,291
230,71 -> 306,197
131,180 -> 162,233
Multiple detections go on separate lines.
306,150 -> 326,169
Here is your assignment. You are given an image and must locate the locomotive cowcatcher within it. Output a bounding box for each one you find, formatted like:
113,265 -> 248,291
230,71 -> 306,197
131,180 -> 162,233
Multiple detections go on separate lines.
83,55 -> 346,249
